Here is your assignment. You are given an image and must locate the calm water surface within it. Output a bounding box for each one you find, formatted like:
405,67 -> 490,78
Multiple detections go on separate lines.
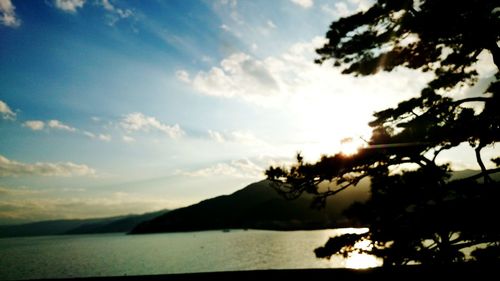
0,229 -> 380,280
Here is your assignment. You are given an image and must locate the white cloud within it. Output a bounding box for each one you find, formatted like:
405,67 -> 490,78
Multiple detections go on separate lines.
186,35 -> 433,107
349,0 -> 374,12
231,131 -> 264,145
0,100 -> 16,120
0,186 -> 44,196
186,36 -> 328,104
98,134 -> 111,142
181,156 -> 293,179
290,0 -> 313,8
24,119 -> 78,133
220,23 -> 242,37
54,0 -> 86,13
52,0 -> 134,25
0,154 -> 95,177
266,20 -> 277,29
185,36 -> 438,158
122,135 -> 135,143
201,55 -> 212,62
219,0 -> 237,7
175,70 -> 191,83
208,130 -> 225,143
322,2 -> 350,18
97,134 -> 111,142
230,11 -> 242,25
218,0 -> 242,24
101,0 -> 113,11
121,112 -> 185,139
258,20 -> 277,36
191,52 -> 280,103
23,119 -> 112,142
183,159 -> 263,179
208,130 -> 265,146
0,0 -> 20,27
475,50 -> 498,77
83,131 -> 96,138
48,120 -> 77,132
23,120 -> 45,131
83,131 -> 111,142
322,0 -> 374,18
100,0 -> 134,26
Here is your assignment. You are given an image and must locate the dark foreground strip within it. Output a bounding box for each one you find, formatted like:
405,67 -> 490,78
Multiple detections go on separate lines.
25,264 -> 496,281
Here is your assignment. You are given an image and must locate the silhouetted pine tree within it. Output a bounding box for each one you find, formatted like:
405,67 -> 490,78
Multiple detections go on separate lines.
267,0 -> 500,266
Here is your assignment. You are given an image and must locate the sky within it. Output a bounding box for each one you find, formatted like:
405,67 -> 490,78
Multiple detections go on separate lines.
0,0 -> 498,224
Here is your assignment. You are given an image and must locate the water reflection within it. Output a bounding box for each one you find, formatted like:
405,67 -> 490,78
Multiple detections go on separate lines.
322,228 -> 383,269
0,229 -> 382,280
345,253 -> 381,269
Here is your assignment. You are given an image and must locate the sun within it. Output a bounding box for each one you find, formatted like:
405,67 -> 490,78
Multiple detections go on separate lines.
288,84 -> 373,160
340,137 -> 362,156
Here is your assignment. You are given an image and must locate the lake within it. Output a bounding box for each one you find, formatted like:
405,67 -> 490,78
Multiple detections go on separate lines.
0,228 -> 381,280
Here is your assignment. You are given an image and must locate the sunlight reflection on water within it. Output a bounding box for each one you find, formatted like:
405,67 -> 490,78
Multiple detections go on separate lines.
345,253 -> 381,269
320,228 -> 383,269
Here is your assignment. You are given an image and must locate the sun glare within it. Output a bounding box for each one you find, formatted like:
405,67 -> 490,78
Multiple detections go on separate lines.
322,229 -> 382,269
290,82 -> 374,160
345,253 -> 381,269
340,137 -> 360,156
344,239 -> 383,269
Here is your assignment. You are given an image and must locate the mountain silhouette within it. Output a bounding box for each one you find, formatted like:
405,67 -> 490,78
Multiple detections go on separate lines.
130,179 -> 370,234
3,170 -> 489,238
0,209 -> 168,238
64,209 -> 168,234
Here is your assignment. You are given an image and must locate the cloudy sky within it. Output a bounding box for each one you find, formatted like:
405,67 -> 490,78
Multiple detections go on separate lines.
0,0 -> 498,223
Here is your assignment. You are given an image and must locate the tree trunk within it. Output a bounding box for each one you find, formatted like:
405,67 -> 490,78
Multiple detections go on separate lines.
475,143 -> 492,183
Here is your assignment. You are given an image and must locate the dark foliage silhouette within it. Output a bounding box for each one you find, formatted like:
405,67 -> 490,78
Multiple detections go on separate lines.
267,0 -> 500,266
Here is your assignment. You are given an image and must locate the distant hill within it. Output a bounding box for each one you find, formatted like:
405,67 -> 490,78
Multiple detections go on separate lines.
131,170 -> 500,235
5,170 -> 493,237
130,179 -> 370,234
64,209 -> 168,234
449,169 -> 500,181
0,209 -> 169,238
